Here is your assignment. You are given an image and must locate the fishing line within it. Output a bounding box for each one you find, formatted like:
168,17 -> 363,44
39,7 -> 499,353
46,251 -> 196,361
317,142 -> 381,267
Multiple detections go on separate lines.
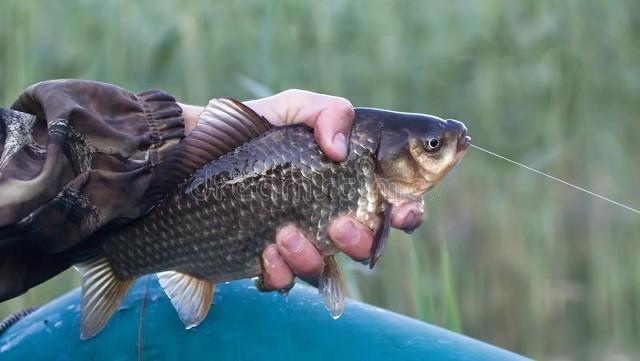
470,144 -> 640,216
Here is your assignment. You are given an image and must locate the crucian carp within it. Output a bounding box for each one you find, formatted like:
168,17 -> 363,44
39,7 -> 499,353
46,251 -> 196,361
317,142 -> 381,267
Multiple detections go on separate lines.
49,99 -> 470,339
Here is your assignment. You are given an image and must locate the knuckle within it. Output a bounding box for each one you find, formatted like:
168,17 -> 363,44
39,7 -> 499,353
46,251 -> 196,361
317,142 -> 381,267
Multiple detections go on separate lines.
281,88 -> 307,100
337,96 -> 354,109
285,88 -> 304,95
332,97 -> 354,118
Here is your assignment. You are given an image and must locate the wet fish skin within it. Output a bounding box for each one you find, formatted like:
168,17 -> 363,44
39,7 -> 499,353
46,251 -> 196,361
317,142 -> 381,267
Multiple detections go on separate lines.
103,118 -> 381,282
74,103 -> 470,339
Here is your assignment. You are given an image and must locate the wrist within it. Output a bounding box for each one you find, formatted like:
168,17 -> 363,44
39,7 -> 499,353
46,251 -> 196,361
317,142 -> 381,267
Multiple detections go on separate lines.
178,103 -> 204,135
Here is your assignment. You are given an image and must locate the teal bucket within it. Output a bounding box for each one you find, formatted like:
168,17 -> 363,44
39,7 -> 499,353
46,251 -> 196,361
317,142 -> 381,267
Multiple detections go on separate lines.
0,277 -> 530,360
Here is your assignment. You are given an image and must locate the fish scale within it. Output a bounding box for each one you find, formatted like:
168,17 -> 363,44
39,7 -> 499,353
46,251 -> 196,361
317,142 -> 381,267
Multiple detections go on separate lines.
102,122 -> 380,282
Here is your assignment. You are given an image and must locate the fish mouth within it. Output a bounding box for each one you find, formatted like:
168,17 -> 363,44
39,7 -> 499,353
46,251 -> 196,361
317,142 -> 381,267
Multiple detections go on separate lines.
457,128 -> 471,152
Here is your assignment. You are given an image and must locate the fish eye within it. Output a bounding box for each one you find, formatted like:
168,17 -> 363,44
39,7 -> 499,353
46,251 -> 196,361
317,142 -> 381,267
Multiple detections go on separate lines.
424,137 -> 442,152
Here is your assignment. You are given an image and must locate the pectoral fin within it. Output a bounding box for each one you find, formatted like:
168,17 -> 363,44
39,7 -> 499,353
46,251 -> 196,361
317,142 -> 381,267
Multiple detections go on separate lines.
74,257 -> 134,340
318,255 -> 346,319
369,201 -> 392,269
157,271 -> 215,329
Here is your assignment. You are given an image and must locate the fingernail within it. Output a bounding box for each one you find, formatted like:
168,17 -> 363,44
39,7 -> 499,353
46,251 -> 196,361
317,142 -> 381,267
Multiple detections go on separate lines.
332,132 -> 347,159
278,281 -> 296,297
281,227 -> 305,253
333,218 -> 359,246
402,211 -> 423,234
263,246 -> 282,268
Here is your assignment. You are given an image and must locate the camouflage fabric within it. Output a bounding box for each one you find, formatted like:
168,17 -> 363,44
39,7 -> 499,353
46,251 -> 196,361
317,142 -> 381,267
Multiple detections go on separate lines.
0,80 -> 185,300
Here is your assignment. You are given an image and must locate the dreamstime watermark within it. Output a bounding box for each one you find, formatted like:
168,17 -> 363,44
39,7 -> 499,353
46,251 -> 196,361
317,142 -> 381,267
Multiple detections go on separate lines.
187,165 -> 427,204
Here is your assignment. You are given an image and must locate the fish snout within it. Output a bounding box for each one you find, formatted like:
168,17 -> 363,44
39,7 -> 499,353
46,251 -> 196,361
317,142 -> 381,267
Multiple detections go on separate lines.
446,119 -> 471,152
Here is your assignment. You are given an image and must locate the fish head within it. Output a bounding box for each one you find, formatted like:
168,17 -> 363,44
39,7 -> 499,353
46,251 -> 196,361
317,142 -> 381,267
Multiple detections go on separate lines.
357,108 -> 470,232
403,116 -> 470,191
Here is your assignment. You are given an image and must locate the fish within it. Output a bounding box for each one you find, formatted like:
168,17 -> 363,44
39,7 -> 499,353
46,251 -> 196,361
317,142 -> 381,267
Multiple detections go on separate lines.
70,98 -> 471,339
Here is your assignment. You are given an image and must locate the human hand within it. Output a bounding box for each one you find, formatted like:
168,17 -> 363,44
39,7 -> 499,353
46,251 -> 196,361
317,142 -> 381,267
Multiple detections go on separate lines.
243,89 -> 425,291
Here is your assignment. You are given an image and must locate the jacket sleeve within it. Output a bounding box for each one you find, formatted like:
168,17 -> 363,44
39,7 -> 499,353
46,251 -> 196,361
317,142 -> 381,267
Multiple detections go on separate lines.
0,79 -> 185,300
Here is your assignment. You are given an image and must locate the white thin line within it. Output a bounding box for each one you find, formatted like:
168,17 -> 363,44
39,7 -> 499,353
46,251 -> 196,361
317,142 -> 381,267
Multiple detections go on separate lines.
470,144 -> 640,216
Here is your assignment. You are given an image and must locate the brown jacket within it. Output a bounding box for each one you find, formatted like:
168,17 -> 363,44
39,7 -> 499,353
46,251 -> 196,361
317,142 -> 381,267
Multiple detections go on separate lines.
0,80 -> 185,300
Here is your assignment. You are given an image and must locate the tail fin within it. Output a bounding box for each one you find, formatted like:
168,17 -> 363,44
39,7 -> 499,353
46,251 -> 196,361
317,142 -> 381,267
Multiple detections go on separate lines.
74,257 -> 133,339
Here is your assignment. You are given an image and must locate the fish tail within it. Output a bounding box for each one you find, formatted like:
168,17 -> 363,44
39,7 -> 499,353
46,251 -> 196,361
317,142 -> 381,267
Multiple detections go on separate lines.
74,257 -> 134,339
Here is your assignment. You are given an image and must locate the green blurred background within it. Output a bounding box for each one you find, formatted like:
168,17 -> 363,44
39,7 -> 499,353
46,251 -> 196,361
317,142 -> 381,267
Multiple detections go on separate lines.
1,0 -> 639,359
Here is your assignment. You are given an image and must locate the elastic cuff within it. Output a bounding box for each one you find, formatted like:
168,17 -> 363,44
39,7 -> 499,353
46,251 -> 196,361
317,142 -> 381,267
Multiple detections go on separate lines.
137,90 -> 185,166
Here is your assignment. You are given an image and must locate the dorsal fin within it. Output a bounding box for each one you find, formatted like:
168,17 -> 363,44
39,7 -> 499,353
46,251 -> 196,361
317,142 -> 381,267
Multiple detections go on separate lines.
157,271 -> 216,329
143,98 -> 272,209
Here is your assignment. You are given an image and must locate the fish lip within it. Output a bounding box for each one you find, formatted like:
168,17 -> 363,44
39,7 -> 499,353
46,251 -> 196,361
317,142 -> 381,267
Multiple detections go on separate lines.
457,128 -> 471,152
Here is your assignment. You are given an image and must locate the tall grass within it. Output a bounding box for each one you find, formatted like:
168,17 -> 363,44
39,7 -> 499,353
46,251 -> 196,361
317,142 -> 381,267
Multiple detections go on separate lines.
1,1 -> 639,359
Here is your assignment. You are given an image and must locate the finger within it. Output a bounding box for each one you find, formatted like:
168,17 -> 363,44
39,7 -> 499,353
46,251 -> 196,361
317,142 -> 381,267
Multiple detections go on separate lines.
275,225 -> 324,278
328,216 -> 374,261
245,89 -> 355,161
390,200 -> 426,234
310,96 -> 354,162
260,244 -> 295,290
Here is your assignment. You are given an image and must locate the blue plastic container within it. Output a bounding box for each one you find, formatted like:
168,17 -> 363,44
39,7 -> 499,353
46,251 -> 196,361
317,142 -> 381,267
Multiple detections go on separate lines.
0,277 -> 530,360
